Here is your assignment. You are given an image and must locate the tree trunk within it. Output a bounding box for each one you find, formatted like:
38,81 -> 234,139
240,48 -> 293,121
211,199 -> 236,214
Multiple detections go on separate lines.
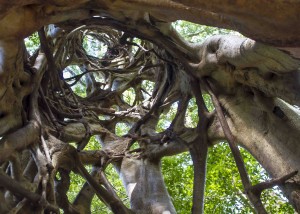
219,90 -> 300,212
117,157 -> 177,214
0,40 -> 27,135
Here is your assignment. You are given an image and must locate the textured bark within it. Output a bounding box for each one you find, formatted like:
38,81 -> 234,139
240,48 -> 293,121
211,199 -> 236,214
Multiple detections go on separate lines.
117,157 -> 177,214
0,1 -> 299,214
0,40 -> 29,135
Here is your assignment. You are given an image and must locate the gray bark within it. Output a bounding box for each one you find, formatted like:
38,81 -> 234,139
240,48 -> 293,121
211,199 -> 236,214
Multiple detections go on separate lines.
118,157 -> 177,214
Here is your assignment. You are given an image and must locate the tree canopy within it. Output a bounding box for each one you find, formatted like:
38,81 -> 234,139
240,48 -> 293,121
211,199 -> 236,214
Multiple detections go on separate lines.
0,1 -> 299,214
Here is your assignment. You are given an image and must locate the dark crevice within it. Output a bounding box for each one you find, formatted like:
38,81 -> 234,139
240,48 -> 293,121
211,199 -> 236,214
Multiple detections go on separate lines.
264,72 -> 276,80
273,106 -> 285,119
207,42 -> 219,54
0,112 -> 6,119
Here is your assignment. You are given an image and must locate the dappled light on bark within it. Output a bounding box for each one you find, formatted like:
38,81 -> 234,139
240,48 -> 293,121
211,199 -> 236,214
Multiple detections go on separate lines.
0,1 -> 299,214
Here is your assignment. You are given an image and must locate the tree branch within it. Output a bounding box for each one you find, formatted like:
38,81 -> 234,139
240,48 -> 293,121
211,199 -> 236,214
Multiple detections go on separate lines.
189,78 -> 209,214
250,171 -> 298,196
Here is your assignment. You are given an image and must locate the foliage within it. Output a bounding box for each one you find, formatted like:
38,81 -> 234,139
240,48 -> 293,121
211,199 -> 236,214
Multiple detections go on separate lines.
162,143 -> 293,213
172,20 -> 241,43
24,32 -> 40,54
